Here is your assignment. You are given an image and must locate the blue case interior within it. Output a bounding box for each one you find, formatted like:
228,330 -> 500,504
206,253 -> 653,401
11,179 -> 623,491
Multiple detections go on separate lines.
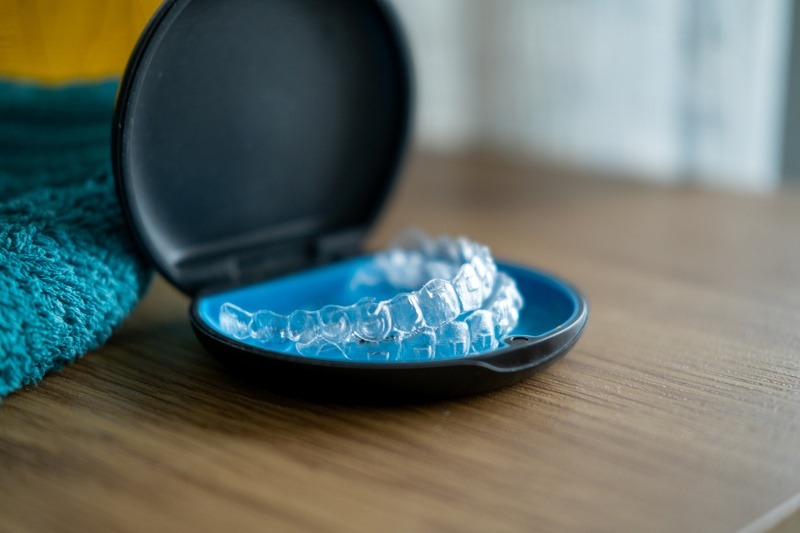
196,257 -> 583,362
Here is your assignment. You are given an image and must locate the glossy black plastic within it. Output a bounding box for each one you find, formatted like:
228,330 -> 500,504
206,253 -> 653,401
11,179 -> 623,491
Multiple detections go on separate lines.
113,0 -> 411,295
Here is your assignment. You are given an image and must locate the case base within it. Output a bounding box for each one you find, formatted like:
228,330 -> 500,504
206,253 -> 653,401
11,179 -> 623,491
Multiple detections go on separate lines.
191,259 -> 588,401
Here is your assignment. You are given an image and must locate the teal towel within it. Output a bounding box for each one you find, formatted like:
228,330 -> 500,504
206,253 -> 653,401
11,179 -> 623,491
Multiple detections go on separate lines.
0,81 -> 151,398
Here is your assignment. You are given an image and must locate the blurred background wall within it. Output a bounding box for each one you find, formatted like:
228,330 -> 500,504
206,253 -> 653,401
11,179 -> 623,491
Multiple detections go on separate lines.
0,0 -> 797,192
388,0 -> 795,191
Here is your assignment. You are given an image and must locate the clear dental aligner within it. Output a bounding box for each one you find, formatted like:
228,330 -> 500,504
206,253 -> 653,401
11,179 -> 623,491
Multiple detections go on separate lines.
219,231 -> 524,361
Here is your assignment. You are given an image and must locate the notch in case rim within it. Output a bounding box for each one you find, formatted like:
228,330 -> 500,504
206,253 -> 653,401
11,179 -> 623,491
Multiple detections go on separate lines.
112,0 -> 588,400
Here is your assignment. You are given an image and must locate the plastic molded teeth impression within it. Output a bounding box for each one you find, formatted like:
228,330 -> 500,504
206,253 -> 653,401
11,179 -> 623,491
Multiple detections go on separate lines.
219,231 -> 523,360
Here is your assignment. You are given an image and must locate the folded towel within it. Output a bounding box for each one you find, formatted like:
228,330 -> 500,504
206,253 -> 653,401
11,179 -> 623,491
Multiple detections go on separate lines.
0,81 -> 151,398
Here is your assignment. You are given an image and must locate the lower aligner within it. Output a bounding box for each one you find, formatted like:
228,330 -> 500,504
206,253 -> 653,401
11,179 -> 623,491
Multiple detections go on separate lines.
218,230 -> 524,360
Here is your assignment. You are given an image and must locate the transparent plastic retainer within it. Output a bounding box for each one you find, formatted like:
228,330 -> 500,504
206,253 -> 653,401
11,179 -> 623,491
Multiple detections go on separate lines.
219,231 -> 524,361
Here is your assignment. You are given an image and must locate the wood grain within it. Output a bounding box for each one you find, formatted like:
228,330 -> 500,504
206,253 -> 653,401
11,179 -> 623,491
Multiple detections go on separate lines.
2,152 -> 799,532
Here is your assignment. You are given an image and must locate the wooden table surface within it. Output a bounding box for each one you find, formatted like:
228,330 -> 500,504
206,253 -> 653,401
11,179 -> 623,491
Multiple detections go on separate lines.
2,153 -> 800,532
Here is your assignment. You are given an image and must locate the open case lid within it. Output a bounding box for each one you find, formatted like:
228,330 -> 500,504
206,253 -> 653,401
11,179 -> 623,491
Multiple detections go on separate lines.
113,0 -> 411,295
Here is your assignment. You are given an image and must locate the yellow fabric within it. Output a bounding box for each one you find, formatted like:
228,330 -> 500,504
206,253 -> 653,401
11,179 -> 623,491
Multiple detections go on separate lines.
0,0 -> 162,83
